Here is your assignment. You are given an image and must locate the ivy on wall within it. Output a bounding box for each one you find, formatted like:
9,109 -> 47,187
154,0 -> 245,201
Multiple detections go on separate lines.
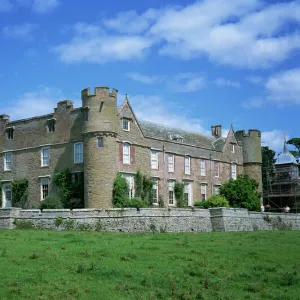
12,179 -> 29,208
174,182 -> 185,208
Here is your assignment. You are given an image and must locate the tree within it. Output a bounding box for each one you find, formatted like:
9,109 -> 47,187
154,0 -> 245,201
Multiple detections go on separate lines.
287,138 -> 300,159
219,174 -> 261,211
261,146 -> 276,193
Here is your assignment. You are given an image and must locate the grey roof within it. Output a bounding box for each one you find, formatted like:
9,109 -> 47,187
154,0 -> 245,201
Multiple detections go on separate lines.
275,142 -> 298,165
138,120 -> 217,149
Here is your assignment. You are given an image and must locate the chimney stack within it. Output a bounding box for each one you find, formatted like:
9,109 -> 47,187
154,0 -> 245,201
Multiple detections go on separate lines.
211,125 -> 222,138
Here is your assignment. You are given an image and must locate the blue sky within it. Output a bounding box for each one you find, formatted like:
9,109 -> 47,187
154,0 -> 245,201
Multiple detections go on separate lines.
1,0 -> 300,153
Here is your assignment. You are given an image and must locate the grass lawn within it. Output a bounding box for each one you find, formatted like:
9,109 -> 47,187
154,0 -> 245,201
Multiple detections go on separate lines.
0,230 -> 299,300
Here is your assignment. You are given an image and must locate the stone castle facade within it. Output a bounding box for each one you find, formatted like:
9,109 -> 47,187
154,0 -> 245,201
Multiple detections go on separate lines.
0,86 -> 262,209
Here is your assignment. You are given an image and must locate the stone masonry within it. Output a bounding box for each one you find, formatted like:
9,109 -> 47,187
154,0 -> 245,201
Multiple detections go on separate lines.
0,86 -> 262,209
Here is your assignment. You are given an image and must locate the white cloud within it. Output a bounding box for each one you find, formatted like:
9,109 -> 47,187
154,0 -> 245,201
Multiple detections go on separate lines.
0,0 -> 12,12
123,93 -> 209,134
4,86 -> 77,120
265,68 -> 300,105
214,78 -> 240,88
53,23 -> 153,63
103,9 -> 160,34
3,23 -> 37,40
31,0 -> 59,13
261,130 -> 286,153
247,76 -> 264,85
168,73 -> 206,92
126,72 -> 164,85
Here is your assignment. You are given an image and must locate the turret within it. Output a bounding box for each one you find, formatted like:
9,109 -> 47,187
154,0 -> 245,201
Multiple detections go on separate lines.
81,87 -> 119,208
235,130 -> 262,193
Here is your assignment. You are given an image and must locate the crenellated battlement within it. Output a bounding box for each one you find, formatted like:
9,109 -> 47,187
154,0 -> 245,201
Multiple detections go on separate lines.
236,129 -> 261,138
81,87 -> 118,99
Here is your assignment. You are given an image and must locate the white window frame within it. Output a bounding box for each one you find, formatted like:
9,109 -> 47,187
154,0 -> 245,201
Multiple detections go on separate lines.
152,180 -> 158,204
123,174 -> 135,198
123,143 -> 131,164
74,142 -> 83,164
2,183 -> 12,208
200,159 -> 206,176
184,182 -> 193,206
230,144 -> 235,153
4,152 -> 12,171
40,177 -> 49,201
122,119 -> 130,131
41,147 -> 50,167
168,154 -> 175,173
185,156 -> 191,175
201,184 -> 207,201
214,161 -> 220,177
231,163 -> 237,180
151,150 -> 159,169
168,180 -> 175,206
214,185 -> 221,195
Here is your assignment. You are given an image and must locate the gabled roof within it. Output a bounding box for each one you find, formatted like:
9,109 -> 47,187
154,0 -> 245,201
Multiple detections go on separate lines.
275,141 -> 298,165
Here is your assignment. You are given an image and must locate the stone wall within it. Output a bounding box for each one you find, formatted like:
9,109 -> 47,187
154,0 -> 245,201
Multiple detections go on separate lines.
1,207 -> 300,233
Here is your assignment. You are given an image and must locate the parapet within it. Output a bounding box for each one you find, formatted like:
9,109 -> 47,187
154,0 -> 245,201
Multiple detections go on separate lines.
81,86 -> 118,99
236,129 -> 261,138
54,100 -> 74,113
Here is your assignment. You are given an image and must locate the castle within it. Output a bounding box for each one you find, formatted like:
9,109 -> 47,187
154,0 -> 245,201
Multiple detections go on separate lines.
0,87 -> 262,208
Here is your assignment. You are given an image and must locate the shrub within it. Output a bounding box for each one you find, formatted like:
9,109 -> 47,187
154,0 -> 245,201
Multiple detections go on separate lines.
113,173 -> 129,207
55,216 -> 63,228
12,179 -> 28,208
174,182 -> 185,207
13,219 -> 34,229
134,171 -> 153,205
194,201 -> 209,208
219,174 -> 261,211
206,195 -> 229,208
39,195 -> 64,210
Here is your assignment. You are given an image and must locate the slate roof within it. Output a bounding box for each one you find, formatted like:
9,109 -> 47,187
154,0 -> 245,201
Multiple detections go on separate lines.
138,120 -> 221,150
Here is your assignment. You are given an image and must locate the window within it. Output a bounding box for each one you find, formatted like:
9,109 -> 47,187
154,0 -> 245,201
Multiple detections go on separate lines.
168,181 -> 175,205
168,154 -> 174,172
230,144 -> 235,153
123,174 -> 134,198
2,183 -> 12,208
74,142 -> 83,164
47,119 -> 55,132
4,152 -> 12,171
214,185 -> 220,195
98,137 -> 103,148
185,156 -> 191,175
200,159 -> 206,176
184,182 -> 192,206
83,109 -> 89,121
231,163 -> 237,180
214,162 -> 220,177
123,143 -> 130,164
152,180 -> 158,204
6,127 -> 14,140
41,147 -> 50,167
122,119 -> 130,131
40,178 -> 49,200
201,184 -> 207,201
151,150 -> 158,169
72,172 -> 83,183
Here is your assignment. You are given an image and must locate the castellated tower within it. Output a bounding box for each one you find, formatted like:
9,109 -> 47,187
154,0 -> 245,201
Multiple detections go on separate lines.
235,130 -> 262,193
81,87 -> 118,208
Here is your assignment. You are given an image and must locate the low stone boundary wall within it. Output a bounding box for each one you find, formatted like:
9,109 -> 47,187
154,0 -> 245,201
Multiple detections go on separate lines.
1,207 -> 300,232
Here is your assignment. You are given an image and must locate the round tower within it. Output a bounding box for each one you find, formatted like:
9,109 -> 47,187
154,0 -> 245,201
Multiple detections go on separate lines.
235,130 -> 262,193
81,87 -> 118,208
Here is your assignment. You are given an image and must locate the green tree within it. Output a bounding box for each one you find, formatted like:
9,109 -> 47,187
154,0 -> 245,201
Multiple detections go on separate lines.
112,173 -> 129,207
174,182 -> 185,208
287,138 -> 300,159
261,146 -> 276,193
12,179 -> 29,208
219,174 -> 260,211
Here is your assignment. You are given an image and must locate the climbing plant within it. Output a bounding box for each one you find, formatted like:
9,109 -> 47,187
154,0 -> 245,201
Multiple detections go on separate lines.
113,173 -> 129,207
174,182 -> 185,208
12,179 -> 28,208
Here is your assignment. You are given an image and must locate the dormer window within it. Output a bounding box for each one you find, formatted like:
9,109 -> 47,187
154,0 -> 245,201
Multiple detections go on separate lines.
230,144 -> 235,153
47,119 -> 56,133
122,119 -> 130,131
170,135 -> 183,142
6,127 -> 14,140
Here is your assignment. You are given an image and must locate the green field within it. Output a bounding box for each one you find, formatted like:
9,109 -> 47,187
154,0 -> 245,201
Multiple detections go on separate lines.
0,230 -> 299,300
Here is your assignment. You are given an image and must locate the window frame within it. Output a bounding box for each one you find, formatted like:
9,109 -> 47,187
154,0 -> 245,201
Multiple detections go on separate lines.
40,177 -> 49,201
151,150 -> 159,169
152,180 -> 158,205
214,185 -> 221,195
184,156 -> 191,175
230,144 -> 235,153
200,159 -> 206,176
214,161 -> 220,177
168,154 -> 175,173
123,173 -> 135,198
201,183 -> 207,201
4,152 -> 12,171
168,180 -> 175,206
98,137 -> 103,148
2,183 -> 12,208
41,146 -> 50,167
231,163 -> 237,180
123,143 -> 131,164
184,182 -> 193,206
74,142 -> 83,164
122,118 -> 130,131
